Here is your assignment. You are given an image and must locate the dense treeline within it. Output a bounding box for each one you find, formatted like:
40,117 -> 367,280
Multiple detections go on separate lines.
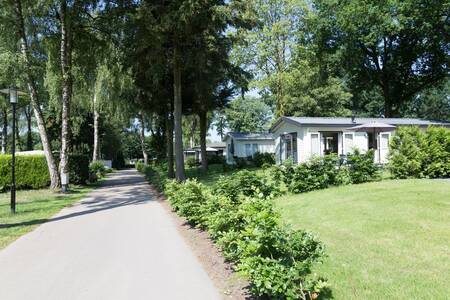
0,0 -> 448,185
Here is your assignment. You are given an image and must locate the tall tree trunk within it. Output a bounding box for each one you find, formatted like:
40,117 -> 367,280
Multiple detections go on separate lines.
59,0 -> 73,191
1,109 -> 7,154
13,0 -> 60,188
139,112 -> 148,165
25,105 -> 33,150
166,109 -> 174,179
199,109 -> 208,172
173,44 -> 185,181
92,92 -> 99,161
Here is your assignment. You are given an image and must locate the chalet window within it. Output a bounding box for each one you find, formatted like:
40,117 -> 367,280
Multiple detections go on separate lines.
252,144 -> 258,155
245,144 -> 251,157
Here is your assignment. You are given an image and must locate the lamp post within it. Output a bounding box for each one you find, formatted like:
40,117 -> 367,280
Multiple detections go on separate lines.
10,87 -> 18,213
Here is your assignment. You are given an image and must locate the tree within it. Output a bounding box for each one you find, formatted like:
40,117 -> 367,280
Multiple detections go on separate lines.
11,0 -> 60,189
314,0 -> 450,117
404,79 -> 450,121
225,96 -> 272,132
213,109 -> 227,140
232,0 -> 308,116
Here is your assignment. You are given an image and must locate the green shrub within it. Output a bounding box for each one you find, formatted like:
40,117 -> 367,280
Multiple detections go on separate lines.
233,157 -> 249,169
253,152 -> 275,167
389,126 -> 427,178
287,155 -> 341,193
0,154 -> 50,190
89,160 -> 106,181
389,126 -> 450,178
68,154 -> 90,184
347,149 -> 380,184
185,157 -> 198,168
135,160 -> 145,172
164,178 -> 326,299
165,179 -> 211,227
213,169 -> 280,202
423,127 -> 450,178
207,155 -> 225,165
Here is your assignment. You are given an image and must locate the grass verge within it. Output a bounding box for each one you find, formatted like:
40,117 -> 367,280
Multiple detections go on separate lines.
0,185 -> 94,250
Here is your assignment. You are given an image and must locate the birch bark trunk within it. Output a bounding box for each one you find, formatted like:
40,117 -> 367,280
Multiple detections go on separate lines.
92,93 -> 99,161
139,113 -> 148,165
59,0 -> 73,191
13,0 -> 60,188
1,109 -> 6,154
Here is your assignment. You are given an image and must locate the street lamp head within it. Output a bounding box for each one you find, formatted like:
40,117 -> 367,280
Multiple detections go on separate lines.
9,87 -> 18,104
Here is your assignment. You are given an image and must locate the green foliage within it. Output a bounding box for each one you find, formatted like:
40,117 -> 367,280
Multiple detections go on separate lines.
185,157 -> 198,168
314,0 -> 449,116
225,97 -> 272,132
68,154 -> 90,185
89,161 -> 107,181
389,126 -> 450,178
389,126 -> 427,178
165,179 -> 211,227
347,149 -> 380,184
164,178 -> 326,299
135,161 -> 145,173
252,152 -> 275,167
276,153 -> 379,194
213,169 -> 281,202
0,155 -> 50,191
288,155 -> 341,193
423,127 -> 450,178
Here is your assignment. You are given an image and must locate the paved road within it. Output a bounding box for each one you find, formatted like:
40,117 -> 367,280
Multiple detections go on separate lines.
0,169 -> 220,300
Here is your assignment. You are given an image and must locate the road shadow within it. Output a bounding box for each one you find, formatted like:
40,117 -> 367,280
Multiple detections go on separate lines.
0,170 -> 157,229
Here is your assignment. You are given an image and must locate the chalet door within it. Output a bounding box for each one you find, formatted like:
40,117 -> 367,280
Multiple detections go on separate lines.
379,133 -> 390,163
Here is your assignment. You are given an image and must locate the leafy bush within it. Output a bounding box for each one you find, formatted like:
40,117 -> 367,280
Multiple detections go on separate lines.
389,126 -> 450,178
185,157 -> 198,168
213,169 -> 280,202
165,179 -> 211,227
207,155 -> 225,165
422,127 -> 450,178
135,160 -> 145,172
347,149 -> 380,184
253,152 -> 275,167
288,155 -> 341,193
234,157 -> 249,169
68,154 -> 90,184
0,154 -> 50,190
274,152 -> 378,193
89,161 -> 107,181
389,126 -> 426,178
164,179 -> 326,299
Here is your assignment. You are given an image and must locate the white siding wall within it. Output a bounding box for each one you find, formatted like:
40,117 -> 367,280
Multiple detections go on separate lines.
272,123 -> 388,163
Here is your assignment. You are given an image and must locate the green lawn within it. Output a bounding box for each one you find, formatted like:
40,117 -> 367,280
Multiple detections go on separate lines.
0,186 -> 94,250
275,179 -> 450,300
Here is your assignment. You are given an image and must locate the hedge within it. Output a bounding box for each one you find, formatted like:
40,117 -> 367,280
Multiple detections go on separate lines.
0,154 -> 50,191
68,154 -> 90,184
0,153 -> 91,191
